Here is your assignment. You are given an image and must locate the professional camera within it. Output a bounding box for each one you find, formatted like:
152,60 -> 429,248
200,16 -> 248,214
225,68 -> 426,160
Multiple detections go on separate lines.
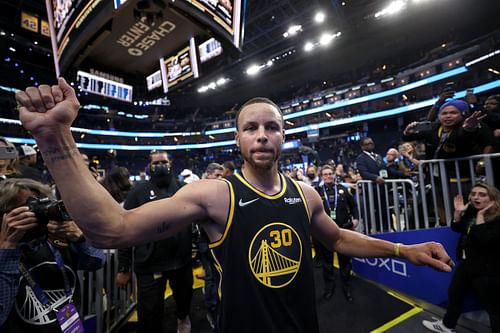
26,196 -> 72,225
19,197 -> 72,243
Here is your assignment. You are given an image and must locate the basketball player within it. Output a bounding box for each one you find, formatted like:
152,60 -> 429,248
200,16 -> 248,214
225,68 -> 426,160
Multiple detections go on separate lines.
16,78 -> 454,332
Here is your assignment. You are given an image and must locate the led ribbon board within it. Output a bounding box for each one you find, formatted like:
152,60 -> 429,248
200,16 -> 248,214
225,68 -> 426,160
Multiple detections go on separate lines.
77,70 -> 133,102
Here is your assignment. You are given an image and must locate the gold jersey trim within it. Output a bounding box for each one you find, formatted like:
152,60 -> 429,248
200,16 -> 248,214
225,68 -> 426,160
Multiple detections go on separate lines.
234,172 -> 287,199
210,248 -> 224,300
209,178 -> 235,249
290,178 -> 311,224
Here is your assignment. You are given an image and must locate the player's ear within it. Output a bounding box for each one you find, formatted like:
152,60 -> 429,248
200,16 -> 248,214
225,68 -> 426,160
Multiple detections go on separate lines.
235,131 -> 240,147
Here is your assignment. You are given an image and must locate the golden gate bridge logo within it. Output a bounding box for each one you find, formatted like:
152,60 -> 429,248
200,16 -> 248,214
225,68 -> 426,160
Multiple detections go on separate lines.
249,222 -> 302,288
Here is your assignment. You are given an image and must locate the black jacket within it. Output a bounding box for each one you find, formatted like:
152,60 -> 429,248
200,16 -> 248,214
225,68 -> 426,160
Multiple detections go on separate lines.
117,178 -> 192,274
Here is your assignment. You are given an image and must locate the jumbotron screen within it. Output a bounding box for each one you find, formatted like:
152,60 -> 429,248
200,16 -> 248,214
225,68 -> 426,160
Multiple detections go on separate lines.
173,0 -> 244,49
48,0 -> 113,71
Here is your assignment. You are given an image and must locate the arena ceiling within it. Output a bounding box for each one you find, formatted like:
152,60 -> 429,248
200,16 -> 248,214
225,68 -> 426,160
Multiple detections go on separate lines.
1,0 -> 499,119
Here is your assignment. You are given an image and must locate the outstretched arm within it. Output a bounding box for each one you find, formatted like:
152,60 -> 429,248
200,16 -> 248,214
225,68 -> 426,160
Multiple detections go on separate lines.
15,79 -> 217,248
299,183 -> 454,272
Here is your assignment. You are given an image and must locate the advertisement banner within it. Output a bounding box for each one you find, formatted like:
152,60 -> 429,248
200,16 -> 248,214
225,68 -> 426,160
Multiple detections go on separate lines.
352,227 -> 459,306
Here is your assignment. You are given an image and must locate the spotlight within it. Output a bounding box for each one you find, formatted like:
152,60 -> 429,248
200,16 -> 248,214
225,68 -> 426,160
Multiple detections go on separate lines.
246,64 -> 261,75
304,42 -> 314,52
314,12 -> 325,23
319,33 -> 333,45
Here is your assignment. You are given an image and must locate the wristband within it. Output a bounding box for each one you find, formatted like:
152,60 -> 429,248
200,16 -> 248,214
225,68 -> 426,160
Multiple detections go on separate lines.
394,243 -> 402,257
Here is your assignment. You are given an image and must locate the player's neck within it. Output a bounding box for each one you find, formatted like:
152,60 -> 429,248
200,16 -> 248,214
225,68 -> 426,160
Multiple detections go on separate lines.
241,164 -> 281,195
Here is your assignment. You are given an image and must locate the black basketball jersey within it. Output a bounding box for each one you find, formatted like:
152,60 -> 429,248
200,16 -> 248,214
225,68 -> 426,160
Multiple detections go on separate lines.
210,173 -> 319,333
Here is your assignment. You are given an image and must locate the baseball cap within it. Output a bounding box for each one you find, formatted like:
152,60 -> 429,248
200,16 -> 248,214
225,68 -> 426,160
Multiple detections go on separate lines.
17,145 -> 37,158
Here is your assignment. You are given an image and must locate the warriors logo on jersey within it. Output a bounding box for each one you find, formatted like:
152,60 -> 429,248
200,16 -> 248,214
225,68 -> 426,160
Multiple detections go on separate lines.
249,222 -> 302,288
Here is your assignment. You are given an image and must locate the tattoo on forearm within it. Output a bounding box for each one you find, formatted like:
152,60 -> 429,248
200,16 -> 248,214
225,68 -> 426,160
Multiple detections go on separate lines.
157,222 -> 170,234
43,145 -> 79,163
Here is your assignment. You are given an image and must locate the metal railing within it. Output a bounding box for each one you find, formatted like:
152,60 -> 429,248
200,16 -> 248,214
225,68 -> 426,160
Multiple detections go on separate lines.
356,153 -> 499,234
77,249 -> 136,333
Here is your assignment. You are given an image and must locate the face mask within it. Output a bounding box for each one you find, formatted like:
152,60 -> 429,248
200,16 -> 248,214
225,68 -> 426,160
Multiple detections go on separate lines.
150,164 -> 171,181
307,173 -> 315,180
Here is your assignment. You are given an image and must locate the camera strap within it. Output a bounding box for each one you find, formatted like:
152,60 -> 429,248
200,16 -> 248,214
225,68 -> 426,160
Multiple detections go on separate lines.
19,262 -> 51,306
18,242 -> 73,308
322,184 -> 338,216
47,242 -> 72,299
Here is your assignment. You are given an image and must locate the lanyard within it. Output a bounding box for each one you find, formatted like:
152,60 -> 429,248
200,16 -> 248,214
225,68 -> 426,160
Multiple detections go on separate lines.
322,184 -> 338,212
19,241 -> 73,306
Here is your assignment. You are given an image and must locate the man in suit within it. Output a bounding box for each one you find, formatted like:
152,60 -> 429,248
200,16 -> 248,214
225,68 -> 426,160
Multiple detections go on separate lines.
355,137 -> 388,232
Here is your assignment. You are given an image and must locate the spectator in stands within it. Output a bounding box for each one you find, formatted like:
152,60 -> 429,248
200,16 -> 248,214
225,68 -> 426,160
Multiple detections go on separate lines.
180,168 -> 200,184
480,94 -> 500,189
290,167 -> 305,181
101,167 -> 132,204
315,165 -> 359,302
345,166 -> 361,184
403,99 -> 495,224
0,178 -> 105,332
422,183 -> 500,333
0,137 -> 19,180
222,161 -> 235,177
399,142 -> 420,174
335,163 -> 346,183
16,145 -> 42,182
426,82 -> 457,121
384,148 -> 411,179
80,153 -> 101,182
304,165 -> 320,187
116,150 -> 193,333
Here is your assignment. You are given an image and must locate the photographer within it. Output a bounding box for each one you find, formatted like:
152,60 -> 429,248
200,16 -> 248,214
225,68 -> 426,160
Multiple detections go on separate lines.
0,178 -> 105,332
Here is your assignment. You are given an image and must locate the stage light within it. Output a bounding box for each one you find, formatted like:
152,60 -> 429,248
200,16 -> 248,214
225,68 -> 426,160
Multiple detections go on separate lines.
216,78 -> 227,85
374,0 -> 406,18
0,31 -> 5,36
266,60 -> 273,66
304,42 -> 314,52
208,82 -> 216,89
287,25 -> 302,36
246,64 -> 262,75
319,33 -> 334,45
488,68 -> 500,75
9,47 -> 16,52
34,41 -> 38,45
314,12 -> 325,23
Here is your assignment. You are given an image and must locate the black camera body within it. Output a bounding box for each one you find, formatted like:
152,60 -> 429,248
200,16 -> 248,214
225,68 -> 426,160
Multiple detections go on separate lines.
26,196 -> 72,225
20,197 -> 72,243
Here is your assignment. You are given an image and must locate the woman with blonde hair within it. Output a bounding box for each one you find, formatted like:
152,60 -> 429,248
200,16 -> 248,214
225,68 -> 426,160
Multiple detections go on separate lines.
423,183 -> 500,333
0,137 -> 19,179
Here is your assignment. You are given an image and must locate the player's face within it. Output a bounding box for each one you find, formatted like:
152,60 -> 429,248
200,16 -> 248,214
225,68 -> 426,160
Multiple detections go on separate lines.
236,103 -> 284,171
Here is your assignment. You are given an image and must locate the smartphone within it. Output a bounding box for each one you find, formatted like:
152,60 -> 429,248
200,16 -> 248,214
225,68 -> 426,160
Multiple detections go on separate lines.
0,146 -> 18,160
413,121 -> 433,133
443,81 -> 455,92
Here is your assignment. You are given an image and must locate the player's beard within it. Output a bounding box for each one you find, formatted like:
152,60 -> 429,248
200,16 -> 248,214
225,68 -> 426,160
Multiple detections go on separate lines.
242,148 -> 280,171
